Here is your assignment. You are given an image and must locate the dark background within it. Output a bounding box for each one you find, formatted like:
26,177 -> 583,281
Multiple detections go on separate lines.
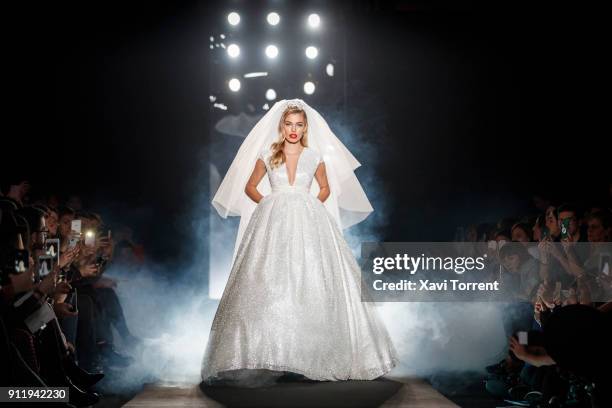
5,0 -> 609,264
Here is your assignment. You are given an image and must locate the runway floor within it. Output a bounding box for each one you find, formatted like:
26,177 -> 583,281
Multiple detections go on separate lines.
123,376 -> 459,408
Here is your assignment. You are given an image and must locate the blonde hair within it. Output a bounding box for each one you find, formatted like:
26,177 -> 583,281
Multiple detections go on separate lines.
268,107 -> 309,169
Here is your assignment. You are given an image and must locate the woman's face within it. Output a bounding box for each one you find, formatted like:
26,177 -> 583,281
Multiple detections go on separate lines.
533,223 -> 542,242
511,227 -> 530,243
587,218 -> 608,242
465,225 -> 478,242
46,210 -> 59,236
545,206 -> 560,236
502,254 -> 521,272
281,112 -> 306,144
495,234 -> 510,244
59,214 -> 73,240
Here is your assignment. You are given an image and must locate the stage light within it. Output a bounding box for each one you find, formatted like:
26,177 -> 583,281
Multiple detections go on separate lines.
228,78 -> 241,92
308,13 -> 320,28
267,12 -> 280,26
266,89 -> 277,100
265,45 -> 279,59
326,63 -> 334,76
244,72 -> 268,78
227,12 -> 240,26
305,46 -> 318,59
227,44 -> 240,58
303,81 -> 315,95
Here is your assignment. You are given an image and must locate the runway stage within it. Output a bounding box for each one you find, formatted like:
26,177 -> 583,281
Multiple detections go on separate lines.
123,376 -> 459,408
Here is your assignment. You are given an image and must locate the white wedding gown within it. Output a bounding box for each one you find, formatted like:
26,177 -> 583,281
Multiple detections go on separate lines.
201,146 -> 399,384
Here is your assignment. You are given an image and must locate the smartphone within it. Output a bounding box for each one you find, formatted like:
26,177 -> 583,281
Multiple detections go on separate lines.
84,230 -> 96,247
71,220 -> 82,234
44,239 -> 60,262
37,255 -> 54,278
560,218 -> 571,240
13,249 -> 29,273
69,220 -> 82,249
600,253 -> 610,276
517,331 -> 528,345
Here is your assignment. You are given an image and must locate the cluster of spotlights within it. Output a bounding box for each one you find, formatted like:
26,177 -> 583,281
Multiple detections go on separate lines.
227,12 -> 321,28
219,12 -> 325,100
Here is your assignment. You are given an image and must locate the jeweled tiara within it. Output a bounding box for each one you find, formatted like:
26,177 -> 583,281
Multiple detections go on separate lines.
284,99 -> 305,110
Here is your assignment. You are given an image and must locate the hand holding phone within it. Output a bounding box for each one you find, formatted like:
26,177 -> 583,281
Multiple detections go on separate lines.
35,269 -> 58,296
53,302 -> 78,318
59,245 -> 79,268
560,218 -> 571,240
8,269 -> 35,293
79,263 -> 98,278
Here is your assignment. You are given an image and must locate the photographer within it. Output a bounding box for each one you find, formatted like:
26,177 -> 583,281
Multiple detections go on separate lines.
68,211 -> 137,370
509,304 -> 612,407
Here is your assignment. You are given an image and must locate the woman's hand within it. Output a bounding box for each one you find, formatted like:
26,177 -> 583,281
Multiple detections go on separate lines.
35,269 -> 58,295
560,237 -> 573,252
9,269 -> 35,293
537,240 -> 549,263
79,263 -> 99,278
53,281 -> 72,295
53,302 -> 78,318
245,159 -> 267,203
65,341 -> 76,354
59,246 -> 79,268
509,336 -> 528,361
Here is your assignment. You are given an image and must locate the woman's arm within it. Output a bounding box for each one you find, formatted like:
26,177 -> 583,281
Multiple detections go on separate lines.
509,336 -> 556,367
314,162 -> 330,203
244,159 -> 267,203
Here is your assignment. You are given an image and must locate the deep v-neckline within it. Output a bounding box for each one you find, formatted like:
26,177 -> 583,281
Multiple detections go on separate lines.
285,146 -> 306,186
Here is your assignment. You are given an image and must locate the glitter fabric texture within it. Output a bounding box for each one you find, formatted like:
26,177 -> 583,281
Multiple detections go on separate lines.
201,146 -> 399,383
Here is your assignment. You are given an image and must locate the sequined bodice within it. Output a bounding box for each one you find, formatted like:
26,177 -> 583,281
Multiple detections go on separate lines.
258,147 -> 322,190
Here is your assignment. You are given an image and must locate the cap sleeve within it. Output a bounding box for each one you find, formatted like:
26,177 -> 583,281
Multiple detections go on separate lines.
257,147 -> 268,162
315,149 -> 324,165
